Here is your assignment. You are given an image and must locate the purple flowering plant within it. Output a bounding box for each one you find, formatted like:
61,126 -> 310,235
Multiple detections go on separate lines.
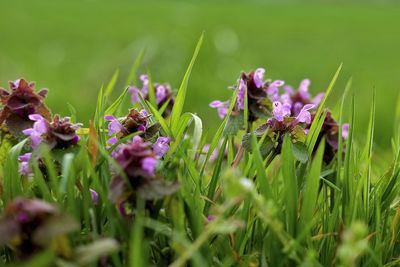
3,35 -> 398,267
129,75 -> 176,117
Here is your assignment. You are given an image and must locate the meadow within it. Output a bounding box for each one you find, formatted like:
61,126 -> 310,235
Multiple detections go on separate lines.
1,1 -> 400,266
2,0 -> 400,149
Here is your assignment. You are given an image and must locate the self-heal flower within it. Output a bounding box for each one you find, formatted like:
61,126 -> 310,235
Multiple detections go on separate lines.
142,157 -> 158,177
342,123 -> 349,140
90,189 -> 98,205
104,115 -> 124,136
209,100 -> 230,119
23,114 -> 82,149
295,104 -> 315,124
0,79 -> 50,122
267,80 -> 285,101
0,198 -> 77,259
253,68 -> 266,88
156,85 -> 167,105
272,101 -> 291,122
18,153 -> 32,177
22,114 -> 49,148
129,75 -> 175,117
153,137 -> 172,157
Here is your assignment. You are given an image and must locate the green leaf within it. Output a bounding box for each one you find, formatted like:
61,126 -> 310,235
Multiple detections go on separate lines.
146,69 -> 157,108
300,139 -> 325,227
281,135 -> 298,237
104,87 -> 130,116
251,133 -> 273,200
306,63 -> 342,152
170,32 -> 204,134
75,238 -> 120,266
4,138 -> 28,201
292,142 -> 309,164
125,48 -> 146,86
146,101 -> 173,138
223,111 -> 244,136
105,69 -> 119,101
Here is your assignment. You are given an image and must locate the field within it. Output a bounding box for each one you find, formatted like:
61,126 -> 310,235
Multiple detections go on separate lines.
1,0 -> 400,149
1,1 -> 400,266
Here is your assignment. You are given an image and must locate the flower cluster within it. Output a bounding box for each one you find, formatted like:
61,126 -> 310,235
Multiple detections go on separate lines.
129,75 -> 175,117
0,198 -> 77,259
23,114 -> 82,149
108,136 -> 178,207
0,79 -> 52,139
105,108 -> 161,147
212,68 -> 349,162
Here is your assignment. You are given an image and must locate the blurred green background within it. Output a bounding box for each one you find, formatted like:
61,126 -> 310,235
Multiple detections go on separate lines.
1,0 -> 399,149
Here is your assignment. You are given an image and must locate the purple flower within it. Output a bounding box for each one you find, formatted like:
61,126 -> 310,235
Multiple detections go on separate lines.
156,85 -> 167,105
142,157 -> 157,177
313,93 -> 325,106
18,153 -> 32,177
23,114 -> 82,149
111,136 -> 157,181
90,189 -> 98,205
0,78 -> 50,123
236,79 -> 246,110
272,101 -> 291,122
253,68 -> 266,88
104,115 -> 124,136
140,75 -> 149,94
298,79 -> 311,100
342,123 -> 349,140
267,80 -> 285,101
0,198 -> 77,259
295,104 -> 315,124
128,86 -> 141,104
22,114 -> 49,148
207,216 -> 215,221
209,100 -> 230,119
153,137 -> 172,157
108,136 -> 159,204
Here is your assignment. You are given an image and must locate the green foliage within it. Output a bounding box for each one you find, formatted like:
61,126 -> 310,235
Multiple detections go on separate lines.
1,38 -> 400,267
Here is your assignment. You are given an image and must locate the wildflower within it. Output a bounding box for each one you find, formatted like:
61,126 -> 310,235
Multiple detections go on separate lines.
153,137 -> 172,158
108,136 -> 180,206
22,114 -> 49,148
90,189 -> 98,205
342,123 -> 350,140
108,136 -> 158,204
307,112 -> 349,163
129,75 -> 175,117
209,100 -> 230,119
104,109 -> 160,142
104,115 -> 124,136
23,114 -> 82,149
278,79 -> 324,117
0,79 -> 50,121
0,198 -> 77,259
18,153 -> 33,177
210,68 -> 284,122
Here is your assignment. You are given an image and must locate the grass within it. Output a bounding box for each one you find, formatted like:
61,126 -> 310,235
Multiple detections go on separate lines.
0,34 -> 400,267
2,0 -> 400,149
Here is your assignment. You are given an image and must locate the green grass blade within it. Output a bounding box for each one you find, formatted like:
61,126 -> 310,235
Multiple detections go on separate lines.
306,63 -> 342,150
104,69 -> 119,101
125,48 -> 146,86
3,138 -> 28,201
170,32 -> 204,134
281,136 -> 298,237
251,133 -> 273,200
104,87 -> 129,116
146,101 -> 173,138
300,139 -> 325,228
146,69 -> 157,108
